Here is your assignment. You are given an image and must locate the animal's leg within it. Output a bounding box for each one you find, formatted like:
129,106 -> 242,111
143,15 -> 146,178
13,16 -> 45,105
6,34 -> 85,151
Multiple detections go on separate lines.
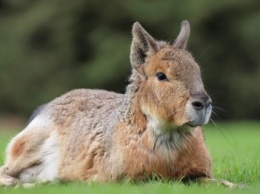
196,177 -> 248,189
0,142 -> 44,187
0,166 -> 20,186
0,165 -> 48,188
0,117 -> 51,187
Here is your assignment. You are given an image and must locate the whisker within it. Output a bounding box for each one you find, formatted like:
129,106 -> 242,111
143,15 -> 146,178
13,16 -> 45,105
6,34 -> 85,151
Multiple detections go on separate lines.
211,110 -> 219,117
210,118 -> 218,128
167,108 -> 183,118
212,106 -> 228,119
213,106 -> 228,112
209,118 -> 238,154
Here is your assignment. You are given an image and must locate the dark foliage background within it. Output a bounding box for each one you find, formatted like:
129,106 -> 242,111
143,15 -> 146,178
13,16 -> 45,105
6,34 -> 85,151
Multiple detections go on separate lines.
0,0 -> 259,120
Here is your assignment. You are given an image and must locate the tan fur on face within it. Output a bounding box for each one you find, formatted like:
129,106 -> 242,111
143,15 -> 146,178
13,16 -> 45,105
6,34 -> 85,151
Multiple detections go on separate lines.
139,47 -> 203,127
0,21 -> 213,186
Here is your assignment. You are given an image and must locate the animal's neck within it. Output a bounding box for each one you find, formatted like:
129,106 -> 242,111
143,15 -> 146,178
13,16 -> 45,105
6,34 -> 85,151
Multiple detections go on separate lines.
116,73 -> 147,131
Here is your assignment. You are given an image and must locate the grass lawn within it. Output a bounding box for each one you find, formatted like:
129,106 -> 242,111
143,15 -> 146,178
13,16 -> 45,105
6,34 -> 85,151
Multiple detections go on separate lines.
0,121 -> 259,193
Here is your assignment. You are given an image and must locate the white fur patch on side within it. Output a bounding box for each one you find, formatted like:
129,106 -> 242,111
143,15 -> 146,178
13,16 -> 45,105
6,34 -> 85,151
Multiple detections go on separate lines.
36,131 -> 60,181
18,131 -> 60,183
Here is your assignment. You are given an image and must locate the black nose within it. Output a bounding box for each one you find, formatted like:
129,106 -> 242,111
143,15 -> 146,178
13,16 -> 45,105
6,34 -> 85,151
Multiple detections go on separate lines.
191,93 -> 212,111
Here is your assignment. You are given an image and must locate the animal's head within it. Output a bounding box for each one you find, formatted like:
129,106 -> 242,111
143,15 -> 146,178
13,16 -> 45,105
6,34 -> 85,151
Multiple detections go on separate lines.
130,21 -> 212,130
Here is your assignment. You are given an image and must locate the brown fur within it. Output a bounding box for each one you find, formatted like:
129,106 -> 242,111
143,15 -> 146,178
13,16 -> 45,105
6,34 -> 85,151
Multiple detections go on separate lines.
0,21 -> 222,187
11,138 -> 26,159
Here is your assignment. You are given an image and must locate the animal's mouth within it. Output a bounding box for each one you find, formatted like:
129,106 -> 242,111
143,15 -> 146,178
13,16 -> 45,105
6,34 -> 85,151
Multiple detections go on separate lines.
185,121 -> 203,128
186,122 -> 199,128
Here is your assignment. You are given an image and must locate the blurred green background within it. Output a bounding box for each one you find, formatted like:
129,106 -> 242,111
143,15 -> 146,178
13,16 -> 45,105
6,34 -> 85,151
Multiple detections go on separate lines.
0,0 -> 259,123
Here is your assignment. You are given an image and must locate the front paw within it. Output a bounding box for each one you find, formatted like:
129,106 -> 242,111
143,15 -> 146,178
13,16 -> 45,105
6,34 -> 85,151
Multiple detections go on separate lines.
220,179 -> 248,189
0,175 -> 20,187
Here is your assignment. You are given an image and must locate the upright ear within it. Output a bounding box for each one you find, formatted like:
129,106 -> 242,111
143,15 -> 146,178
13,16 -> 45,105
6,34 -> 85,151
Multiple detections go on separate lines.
173,20 -> 190,49
131,22 -> 159,76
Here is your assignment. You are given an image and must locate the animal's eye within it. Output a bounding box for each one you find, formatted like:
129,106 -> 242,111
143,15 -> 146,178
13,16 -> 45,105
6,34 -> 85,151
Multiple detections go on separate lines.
156,72 -> 168,81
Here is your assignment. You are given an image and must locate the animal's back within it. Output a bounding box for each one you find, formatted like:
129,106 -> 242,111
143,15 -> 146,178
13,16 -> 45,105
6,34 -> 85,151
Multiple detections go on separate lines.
48,88 -> 124,129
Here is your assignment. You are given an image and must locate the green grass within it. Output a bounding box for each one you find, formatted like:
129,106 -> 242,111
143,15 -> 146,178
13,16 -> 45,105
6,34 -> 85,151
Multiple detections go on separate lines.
0,121 -> 260,193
